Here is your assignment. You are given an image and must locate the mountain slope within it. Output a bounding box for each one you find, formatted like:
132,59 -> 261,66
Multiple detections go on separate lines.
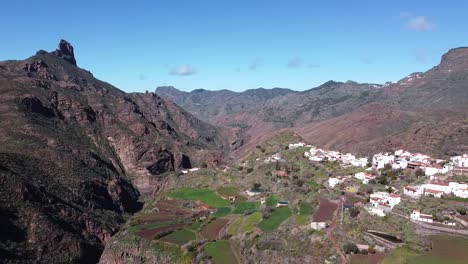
157,48 -> 468,158
0,40 -> 226,263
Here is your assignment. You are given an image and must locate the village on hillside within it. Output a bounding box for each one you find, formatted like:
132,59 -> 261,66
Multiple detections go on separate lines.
117,134 -> 468,264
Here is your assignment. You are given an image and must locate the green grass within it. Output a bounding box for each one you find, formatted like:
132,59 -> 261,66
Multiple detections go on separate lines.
187,221 -> 204,231
295,202 -> 313,225
295,214 -> 309,225
233,201 -> 260,214
217,186 -> 239,196
410,236 -> 468,264
258,207 -> 292,232
150,241 -> 191,264
266,195 -> 281,206
307,179 -> 320,191
159,229 -> 196,246
205,240 -> 238,264
241,212 -> 263,233
213,207 -> 232,218
382,246 -> 420,264
299,202 -> 313,215
168,188 -> 229,208
443,196 -> 468,203
227,216 -> 243,236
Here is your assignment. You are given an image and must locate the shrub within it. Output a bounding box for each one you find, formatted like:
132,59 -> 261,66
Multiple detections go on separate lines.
349,207 -> 360,218
343,242 -> 359,254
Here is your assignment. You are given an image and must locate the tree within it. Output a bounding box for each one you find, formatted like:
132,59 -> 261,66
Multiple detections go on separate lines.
377,175 -> 388,185
349,207 -> 360,218
415,168 -> 425,177
253,183 -> 261,190
343,242 -> 359,254
456,206 -> 467,215
246,167 -> 253,173
275,160 -> 280,170
358,184 -> 368,194
368,244 -> 376,254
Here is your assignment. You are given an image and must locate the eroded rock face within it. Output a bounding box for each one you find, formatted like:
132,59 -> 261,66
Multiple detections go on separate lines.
0,40 -> 226,263
53,39 -> 77,66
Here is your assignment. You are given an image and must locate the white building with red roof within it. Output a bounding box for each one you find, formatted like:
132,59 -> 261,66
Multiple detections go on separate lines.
410,210 -> 433,223
403,185 -> 424,198
355,172 -> 377,184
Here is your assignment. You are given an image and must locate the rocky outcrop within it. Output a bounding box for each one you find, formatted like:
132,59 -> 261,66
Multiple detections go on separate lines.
0,40 -> 226,263
53,39 -> 77,66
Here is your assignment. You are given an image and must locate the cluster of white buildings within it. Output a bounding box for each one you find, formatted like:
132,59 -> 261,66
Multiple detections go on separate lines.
366,191 -> 401,217
404,180 -> 468,199
304,146 -> 368,167
372,150 -> 468,176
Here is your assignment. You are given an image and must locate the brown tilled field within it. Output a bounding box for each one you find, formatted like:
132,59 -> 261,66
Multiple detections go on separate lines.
136,200 -> 197,223
312,199 -> 338,222
136,223 -> 188,239
349,252 -> 386,264
201,218 -> 230,240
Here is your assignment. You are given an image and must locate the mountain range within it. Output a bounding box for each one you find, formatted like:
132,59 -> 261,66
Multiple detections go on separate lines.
0,40 -> 467,263
157,48 -> 468,158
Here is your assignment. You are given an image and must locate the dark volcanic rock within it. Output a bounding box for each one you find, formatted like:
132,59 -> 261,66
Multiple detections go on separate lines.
53,39 -> 77,66
0,40 -> 226,264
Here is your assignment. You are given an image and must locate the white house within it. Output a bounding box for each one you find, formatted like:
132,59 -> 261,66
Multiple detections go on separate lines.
288,142 -> 306,150
328,178 -> 341,188
310,221 -> 327,230
370,192 -> 401,209
451,154 -> 468,168
392,159 -> 408,170
355,172 -> 376,184
425,181 -> 452,194
424,165 -> 448,176
351,157 -> 369,167
366,206 -> 386,217
372,153 -> 395,169
410,210 -> 433,223
424,188 -> 444,198
403,185 -> 424,198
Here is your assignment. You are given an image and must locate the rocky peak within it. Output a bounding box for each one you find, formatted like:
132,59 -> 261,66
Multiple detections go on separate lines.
53,39 -> 77,66
438,47 -> 468,70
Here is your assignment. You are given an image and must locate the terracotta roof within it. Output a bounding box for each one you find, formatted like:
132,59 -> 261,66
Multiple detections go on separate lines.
390,193 -> 400,198
430,181 -> 449,186
405,186 -> 417,191
425,189 -> 444,194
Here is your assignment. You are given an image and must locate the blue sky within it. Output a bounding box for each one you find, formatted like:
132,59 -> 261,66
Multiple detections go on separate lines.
1,0 -> 467,92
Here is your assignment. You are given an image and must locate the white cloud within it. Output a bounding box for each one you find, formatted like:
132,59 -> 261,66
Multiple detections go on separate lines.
170,65 -> 196,76
406,16 -> 434,31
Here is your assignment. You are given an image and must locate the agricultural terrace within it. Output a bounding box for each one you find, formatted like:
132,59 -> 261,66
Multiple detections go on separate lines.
167,188 -> 229,208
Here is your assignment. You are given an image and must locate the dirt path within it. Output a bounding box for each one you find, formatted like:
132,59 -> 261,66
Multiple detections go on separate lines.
326,200 -> 347,264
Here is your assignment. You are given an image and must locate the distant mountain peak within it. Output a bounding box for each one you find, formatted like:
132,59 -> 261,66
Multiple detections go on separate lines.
439,46 -> 468,69
52,39 -> 76,66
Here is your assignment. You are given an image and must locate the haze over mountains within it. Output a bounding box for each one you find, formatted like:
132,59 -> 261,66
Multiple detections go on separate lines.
0,40 -> 467,263
157,48 -> 468,158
